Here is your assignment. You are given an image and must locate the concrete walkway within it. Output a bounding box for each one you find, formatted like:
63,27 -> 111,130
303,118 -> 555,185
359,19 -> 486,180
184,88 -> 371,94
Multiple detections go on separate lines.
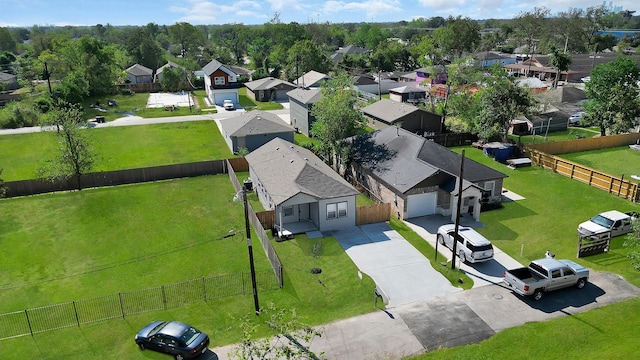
332,223 -> 460,307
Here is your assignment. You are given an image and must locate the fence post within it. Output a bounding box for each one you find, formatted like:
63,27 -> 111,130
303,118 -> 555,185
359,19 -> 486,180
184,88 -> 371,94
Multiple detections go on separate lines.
618,175 -> 624,196
24,309 -> 33,337
202,277 -> 207,302
119,293 -> 125,318
72,301 -> 80,327
161,286 -> 167,310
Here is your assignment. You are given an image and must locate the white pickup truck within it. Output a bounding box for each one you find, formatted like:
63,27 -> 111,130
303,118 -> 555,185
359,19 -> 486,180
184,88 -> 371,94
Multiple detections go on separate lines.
503,258 -> 589,301
577,210 -> 638,240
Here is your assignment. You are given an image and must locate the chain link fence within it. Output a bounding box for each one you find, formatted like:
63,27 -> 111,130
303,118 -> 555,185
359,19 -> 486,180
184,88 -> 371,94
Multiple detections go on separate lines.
0,270 -> 278,341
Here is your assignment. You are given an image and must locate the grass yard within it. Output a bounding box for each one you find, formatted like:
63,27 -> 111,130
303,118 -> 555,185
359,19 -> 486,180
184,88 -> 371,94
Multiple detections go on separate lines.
453,146 -> 640,287
0,121 -> 232,181
414,297 -> 640,360
238,87 -> 284,111
82,93 -> 202,122
508,127 -> 600,144
558,145 -> 640,182
0,175 -> 378,360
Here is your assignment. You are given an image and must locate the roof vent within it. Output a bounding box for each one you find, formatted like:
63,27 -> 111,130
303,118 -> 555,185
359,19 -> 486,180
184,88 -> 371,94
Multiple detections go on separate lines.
275,147 -> 280,150
290,159 -> 294,163
304,158 -> 309,161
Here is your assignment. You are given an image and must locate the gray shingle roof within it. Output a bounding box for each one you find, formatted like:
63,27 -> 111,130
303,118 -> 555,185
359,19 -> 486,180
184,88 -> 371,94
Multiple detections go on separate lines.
351,127 -> 507,193
246,138 -> 359,205
202,59 -> 239,77
220,112 -> 293,137
244,77 -> 296,91
388,84 -> 427,94
286,87 -> 322,104
126,64 -> 153,76
294,70 -> 330,88
360,99 -> 421,123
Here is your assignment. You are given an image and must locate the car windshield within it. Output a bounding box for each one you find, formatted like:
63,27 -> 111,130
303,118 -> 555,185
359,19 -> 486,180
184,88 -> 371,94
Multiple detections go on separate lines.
591,215 -> 614,228
149,322 -> 166,336
180,327 -> 201,345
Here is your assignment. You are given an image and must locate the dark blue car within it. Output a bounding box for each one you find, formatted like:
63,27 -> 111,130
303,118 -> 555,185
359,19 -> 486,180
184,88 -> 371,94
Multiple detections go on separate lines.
135,321 -> 210,360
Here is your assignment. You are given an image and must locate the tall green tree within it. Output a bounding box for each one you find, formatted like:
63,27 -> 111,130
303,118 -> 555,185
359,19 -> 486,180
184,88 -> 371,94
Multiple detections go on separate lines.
475,74 -> 535,141
125,27 -> 163,70
285,39 -> 331,81
624,220 -> 640,271
549,46 -> 572,88
512,7 -> 550,60
37,101 -> 95,190
168,22 -> 204,57
583,56 -> 640,136
432,16 -> 481,58
310,72 -> 365,167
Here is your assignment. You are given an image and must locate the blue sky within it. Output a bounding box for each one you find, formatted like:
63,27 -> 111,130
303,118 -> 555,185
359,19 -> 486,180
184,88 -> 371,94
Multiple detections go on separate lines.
0,0 -> 636,27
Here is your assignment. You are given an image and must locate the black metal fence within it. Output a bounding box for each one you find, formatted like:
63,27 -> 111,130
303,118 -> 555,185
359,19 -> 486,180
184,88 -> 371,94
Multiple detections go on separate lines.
0,270 -> 279,341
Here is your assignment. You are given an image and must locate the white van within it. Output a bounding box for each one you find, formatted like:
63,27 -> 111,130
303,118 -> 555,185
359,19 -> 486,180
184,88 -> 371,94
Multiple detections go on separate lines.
437,224 -> 494,264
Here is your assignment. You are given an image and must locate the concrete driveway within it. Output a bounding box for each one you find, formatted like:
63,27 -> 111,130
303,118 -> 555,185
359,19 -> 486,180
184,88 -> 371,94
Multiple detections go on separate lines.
403,215 -> 524,288
332,222 -> 460,307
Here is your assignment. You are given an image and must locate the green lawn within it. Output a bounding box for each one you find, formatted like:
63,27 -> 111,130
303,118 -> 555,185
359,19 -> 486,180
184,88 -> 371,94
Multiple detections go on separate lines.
0,175 -> 377,359
454,146 -> 640,288
0,121 -> 233,181
82,93 -> 202,122
509,127 -> 600,144
238,87 -> 284,111
558,145 -> 640,182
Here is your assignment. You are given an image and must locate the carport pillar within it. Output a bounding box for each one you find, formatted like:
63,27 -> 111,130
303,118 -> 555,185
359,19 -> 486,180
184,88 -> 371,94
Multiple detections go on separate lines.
451,150 -> 465,270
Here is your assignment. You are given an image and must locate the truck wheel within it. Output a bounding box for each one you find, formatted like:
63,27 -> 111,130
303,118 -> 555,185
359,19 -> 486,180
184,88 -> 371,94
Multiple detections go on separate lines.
576,278 -> 587,289
458,251 -> 467,264
533,289 -> 543,301
437,234 -> 445,245
138,342 -> 145,351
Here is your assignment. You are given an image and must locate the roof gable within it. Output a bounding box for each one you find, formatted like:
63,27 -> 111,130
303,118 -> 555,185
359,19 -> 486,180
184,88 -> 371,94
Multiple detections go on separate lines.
245,77 -> 296,91
126,64 -> 153,76
295,70 -> 330,88
220,112 -> 293,137
287,87 -> 322,104
246,138 -> 358,205
361,99 -> 422,123
202,59 -> 237,77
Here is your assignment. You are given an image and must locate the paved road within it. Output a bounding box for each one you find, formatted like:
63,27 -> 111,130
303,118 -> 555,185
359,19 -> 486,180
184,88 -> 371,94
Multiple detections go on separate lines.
208,271 -> 640,360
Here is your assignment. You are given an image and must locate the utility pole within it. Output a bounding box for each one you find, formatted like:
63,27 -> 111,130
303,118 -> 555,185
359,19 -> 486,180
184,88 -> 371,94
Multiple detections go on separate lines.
451,150 -> 465,270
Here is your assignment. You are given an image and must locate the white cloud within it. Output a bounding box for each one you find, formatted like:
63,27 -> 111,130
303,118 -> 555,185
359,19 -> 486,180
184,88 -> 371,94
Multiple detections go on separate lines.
322,0 -> 401,20
170,0 -> 263,24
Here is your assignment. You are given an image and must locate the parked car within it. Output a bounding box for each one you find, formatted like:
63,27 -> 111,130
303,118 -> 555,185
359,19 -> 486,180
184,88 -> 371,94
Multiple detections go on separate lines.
503,258 -> 589,300
568,111 -> 585,125
437,224 -> 494,264
223,99 -> 235,110
135,321 -> 210,360
581,76 -> 591,83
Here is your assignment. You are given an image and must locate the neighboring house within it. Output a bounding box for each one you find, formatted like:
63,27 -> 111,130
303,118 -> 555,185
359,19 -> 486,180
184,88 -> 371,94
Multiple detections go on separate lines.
388,84 -> 427,104
125,64 -> 153,84
516,77 -> 548,94
0,72 -> 19,91
246,138 -> 360,234
294,70 -> 330,88
244,77 -> 296,102
202,59 -> 241,106
510,109 -> 569,136
287,87 -> 322,137
474,51 -> 517,67
330,44 -> 368,62
219,111 -> 294,154
361,98 -> 442,134
353,74 -> 399,95
346,126 -> 507,221
155,61 -> 181,82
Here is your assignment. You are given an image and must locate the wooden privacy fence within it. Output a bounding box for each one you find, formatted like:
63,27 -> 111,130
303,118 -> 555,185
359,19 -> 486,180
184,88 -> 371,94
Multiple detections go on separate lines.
527,148 -> 639,202
0,270 -> 279,341
527,132 -> 640,155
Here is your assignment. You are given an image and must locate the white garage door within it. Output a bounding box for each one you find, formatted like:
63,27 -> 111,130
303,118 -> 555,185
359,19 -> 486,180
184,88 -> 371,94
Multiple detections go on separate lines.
406,192 -> 437,218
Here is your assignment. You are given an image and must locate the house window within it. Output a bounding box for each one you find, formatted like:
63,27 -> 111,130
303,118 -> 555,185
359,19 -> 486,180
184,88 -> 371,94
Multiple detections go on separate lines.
484,181 -> 495,198
338,202 -> 347,217
214,76 -> 225,85
327,202 -> 348,219
283,206 -> 293,216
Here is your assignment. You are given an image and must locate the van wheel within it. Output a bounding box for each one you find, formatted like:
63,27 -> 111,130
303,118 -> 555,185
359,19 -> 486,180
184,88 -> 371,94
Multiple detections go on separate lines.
533,289 -> 543,301
437,234 -> 445,245
138,342 -> 145,351
458,251 -> 466,264
576,278 -> 587,289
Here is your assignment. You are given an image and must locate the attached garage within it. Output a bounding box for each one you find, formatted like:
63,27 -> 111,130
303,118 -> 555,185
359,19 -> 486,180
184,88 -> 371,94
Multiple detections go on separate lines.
406,192 -> 437,218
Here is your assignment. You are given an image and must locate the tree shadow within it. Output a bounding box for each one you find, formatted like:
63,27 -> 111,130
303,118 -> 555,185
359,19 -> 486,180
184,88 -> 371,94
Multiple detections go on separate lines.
350,132 -> 398,172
